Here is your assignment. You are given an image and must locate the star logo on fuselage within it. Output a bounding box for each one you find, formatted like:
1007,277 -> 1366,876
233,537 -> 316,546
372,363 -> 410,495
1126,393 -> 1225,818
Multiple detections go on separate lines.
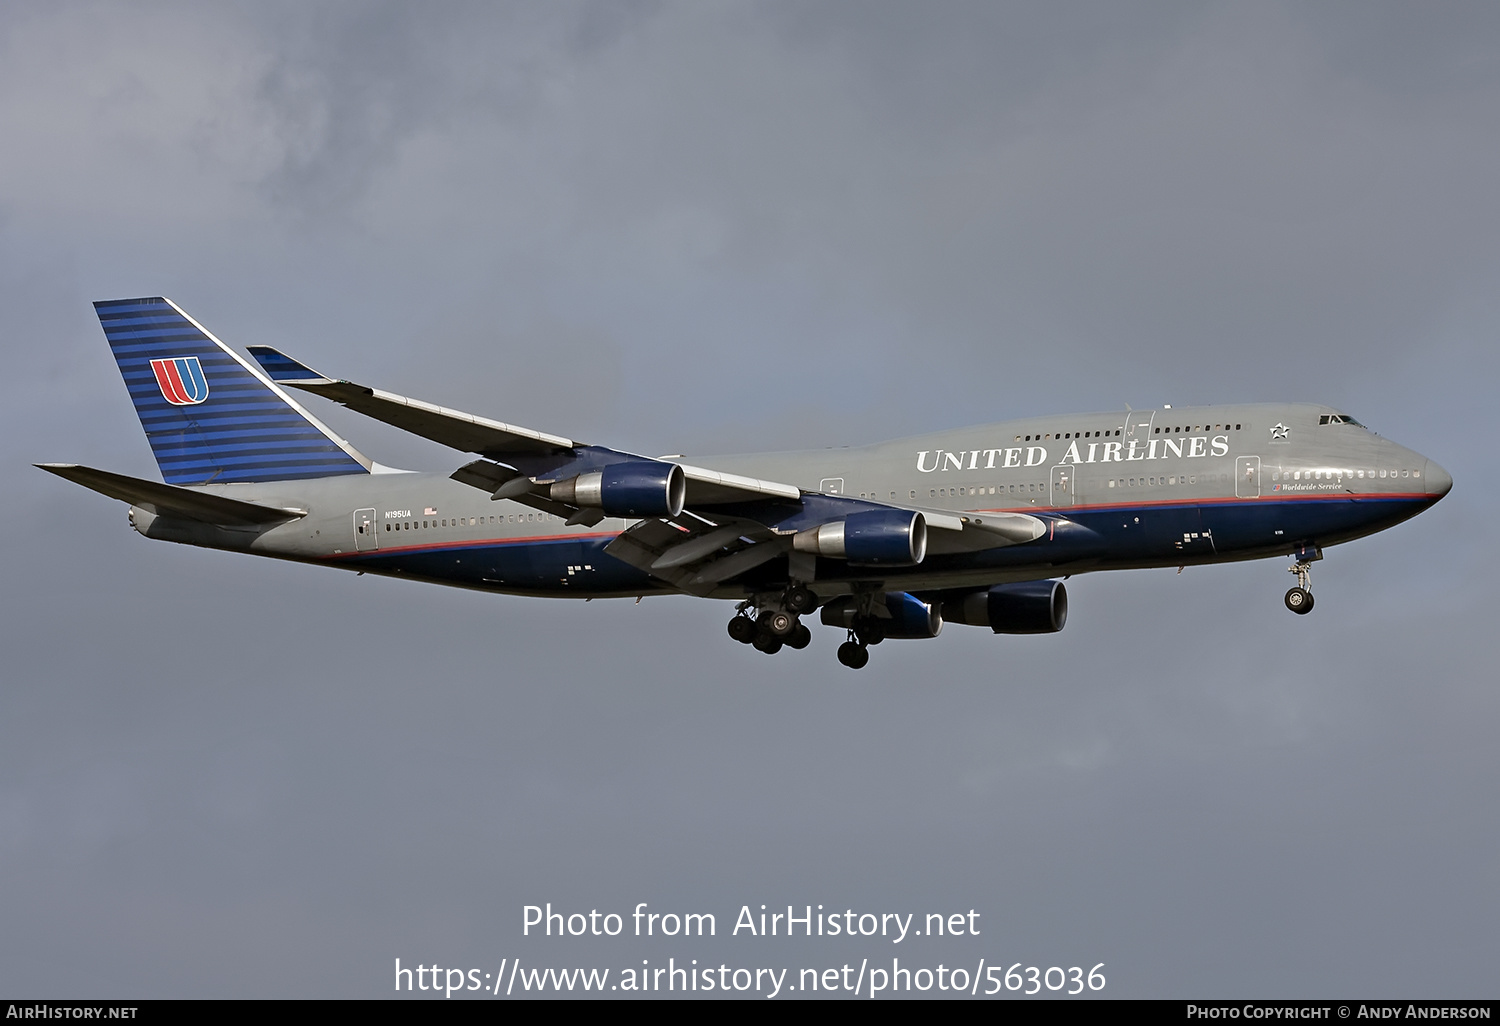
1270,422 -> 1290,441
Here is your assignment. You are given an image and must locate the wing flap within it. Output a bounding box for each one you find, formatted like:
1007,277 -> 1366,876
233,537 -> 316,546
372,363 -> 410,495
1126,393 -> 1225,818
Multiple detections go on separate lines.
36,464 -> 305,526
604,513 -> 781,595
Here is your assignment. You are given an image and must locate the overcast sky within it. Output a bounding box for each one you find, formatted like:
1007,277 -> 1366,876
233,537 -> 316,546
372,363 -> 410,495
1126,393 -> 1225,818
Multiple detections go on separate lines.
2,1 -> 1496,999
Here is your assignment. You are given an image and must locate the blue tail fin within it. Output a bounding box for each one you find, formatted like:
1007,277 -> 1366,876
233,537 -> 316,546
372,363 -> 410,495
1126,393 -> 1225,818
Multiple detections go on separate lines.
95,297 -> 370,485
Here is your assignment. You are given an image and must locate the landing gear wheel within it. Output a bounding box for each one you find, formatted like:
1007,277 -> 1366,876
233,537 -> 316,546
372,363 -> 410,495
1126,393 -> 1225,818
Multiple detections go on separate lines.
1284,587 -> 1314,614
752,632 -> 784,654
727,617 -> 757,644
786,586 -> 818,615
855,627 -> 884,646
760,610 -> 796,636
1286,558 -> 1315,614
786,624 -> 812,650
837,641 -> 869,669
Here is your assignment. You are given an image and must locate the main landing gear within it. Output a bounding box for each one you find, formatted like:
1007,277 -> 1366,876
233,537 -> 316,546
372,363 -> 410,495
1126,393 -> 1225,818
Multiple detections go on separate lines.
726,589 -> 815,656
837,636 -> 869,670
835,624 -> 883,670
1284,560 -> 1315,615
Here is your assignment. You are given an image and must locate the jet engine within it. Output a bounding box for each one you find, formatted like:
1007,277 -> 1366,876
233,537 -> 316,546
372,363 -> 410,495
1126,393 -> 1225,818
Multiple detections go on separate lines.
820,591 -> 943,640
550,460 -> 686,518
792,509 -> 927,566
943,580 -> 1068,634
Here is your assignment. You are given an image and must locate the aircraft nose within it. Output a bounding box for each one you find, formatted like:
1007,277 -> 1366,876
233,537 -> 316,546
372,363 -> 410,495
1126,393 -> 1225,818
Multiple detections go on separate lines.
1424,459 -> 1452,498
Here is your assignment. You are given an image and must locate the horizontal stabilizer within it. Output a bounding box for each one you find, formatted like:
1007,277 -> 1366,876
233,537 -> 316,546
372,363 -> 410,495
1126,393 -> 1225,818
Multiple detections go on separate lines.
36,464 -> 306,526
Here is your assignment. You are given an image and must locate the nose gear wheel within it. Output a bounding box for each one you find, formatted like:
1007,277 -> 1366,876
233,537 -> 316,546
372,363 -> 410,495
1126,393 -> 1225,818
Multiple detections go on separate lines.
1284,560 -> 1315,615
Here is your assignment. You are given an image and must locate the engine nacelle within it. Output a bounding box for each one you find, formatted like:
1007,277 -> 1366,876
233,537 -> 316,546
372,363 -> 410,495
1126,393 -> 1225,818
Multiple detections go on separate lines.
819,591 -> 943,640
943,580 -> 1068,634
793,509 -> 927,566
551,461 -> 685,518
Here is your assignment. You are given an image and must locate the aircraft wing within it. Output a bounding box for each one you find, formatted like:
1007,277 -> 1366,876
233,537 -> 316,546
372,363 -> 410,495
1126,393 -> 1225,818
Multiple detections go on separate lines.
248,347 -> 800,506
247,346 -> 1046,586
246,347 -> 575,456
35,464 -> 306,526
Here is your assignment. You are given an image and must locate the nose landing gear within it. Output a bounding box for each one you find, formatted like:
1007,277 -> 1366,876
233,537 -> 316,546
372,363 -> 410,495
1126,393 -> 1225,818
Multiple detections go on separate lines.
1284,559 -> 1315,615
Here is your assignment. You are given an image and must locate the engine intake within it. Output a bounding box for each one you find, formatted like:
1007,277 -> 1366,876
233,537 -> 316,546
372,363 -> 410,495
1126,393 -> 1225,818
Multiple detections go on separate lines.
943,580 -> 1068,634
793,509 -> 927,566
551,461 -> 685,518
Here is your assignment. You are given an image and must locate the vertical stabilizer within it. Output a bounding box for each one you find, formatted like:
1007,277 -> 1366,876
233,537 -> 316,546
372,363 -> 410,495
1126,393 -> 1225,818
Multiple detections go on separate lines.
95,297 -> 371,484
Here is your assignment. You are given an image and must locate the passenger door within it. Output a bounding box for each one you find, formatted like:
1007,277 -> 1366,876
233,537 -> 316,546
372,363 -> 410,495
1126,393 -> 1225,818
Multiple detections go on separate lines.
353,508 -> 379,551
1235,456 -> 1261,498
1050,465 -> 1076,506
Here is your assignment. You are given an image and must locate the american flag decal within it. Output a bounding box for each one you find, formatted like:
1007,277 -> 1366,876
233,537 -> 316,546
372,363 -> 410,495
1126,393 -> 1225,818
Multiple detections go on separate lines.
149,356 -> 210,405
424,507 -> 437,516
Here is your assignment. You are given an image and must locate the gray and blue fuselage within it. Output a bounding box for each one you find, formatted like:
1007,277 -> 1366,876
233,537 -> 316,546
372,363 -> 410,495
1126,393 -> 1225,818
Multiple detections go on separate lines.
130,404 -> 1448,599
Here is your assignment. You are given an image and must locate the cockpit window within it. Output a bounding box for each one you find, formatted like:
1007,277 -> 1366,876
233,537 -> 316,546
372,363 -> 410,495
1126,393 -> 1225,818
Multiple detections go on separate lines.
1319,414 -> 1366,428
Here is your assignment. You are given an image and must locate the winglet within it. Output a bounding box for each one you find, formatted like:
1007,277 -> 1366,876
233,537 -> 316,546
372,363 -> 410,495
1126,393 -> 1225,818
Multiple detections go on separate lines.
246,346 -> 334,384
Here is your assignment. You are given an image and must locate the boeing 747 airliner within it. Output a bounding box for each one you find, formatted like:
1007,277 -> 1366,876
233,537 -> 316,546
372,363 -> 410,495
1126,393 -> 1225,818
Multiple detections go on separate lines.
39,298 -> 1451,668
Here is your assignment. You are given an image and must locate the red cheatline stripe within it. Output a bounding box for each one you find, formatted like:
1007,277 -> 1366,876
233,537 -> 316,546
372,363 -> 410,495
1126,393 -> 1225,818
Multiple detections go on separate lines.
326,531 -> 621,559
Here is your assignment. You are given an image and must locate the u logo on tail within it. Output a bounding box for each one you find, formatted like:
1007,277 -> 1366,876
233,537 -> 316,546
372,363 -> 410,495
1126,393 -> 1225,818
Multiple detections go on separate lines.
150,356 -> 209,405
